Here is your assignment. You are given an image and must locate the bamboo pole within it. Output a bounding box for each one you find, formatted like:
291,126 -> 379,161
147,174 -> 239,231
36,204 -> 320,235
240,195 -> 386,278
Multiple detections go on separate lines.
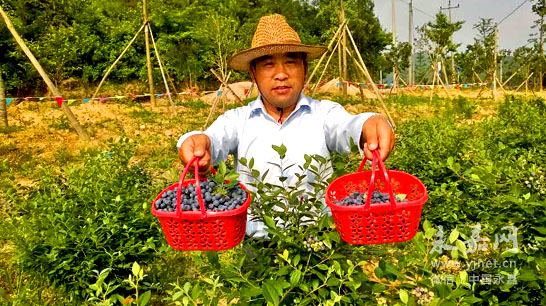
312,38 -> 341,96
495,77 -> 507,94
345,25 -> 395,127
91,22 -> 146,103
340,2 -> 348,96
203,84 -> 225,129
210,69 -> 243,105
501,70 -> 518,88
0,65 -> 7,127
0,5 -> 89,140
305,20 -> 346,88
515,72 -> 534,92
143,0 -> 156,106
148,24 -> 176,114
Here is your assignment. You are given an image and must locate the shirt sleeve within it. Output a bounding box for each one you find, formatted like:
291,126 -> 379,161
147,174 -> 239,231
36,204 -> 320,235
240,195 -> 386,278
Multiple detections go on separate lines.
322,100 -> 377,154
176,109 -> 240,165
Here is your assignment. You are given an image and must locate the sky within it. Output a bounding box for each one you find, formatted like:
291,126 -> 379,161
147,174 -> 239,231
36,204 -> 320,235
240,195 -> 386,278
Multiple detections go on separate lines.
371,0 -> 536,52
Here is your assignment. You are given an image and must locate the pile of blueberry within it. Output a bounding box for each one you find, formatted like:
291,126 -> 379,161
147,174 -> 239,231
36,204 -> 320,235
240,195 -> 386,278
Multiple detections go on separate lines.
335,190 -> 408,206
154,180 -> 247,212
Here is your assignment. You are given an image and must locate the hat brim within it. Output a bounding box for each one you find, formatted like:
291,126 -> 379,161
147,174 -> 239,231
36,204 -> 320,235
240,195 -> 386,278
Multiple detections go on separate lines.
228,43 -> 327,72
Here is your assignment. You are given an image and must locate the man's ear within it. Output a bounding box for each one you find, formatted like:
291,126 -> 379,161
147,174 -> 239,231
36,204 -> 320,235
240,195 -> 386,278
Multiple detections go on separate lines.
250,66 -> 257,83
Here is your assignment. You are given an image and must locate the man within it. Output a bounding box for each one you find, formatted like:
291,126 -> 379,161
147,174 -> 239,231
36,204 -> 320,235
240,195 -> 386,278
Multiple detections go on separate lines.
177,14 -> 394,236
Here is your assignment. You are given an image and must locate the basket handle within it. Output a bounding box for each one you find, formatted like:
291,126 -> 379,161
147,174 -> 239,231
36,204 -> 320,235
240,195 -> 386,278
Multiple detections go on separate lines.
176,156 -> 207,218
363,150 -> 397,210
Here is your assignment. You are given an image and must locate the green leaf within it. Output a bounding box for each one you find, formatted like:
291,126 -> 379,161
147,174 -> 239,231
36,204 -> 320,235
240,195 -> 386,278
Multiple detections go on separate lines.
327,277 -> 340,287
240,286 -> 262,298
327,231 -> 341,243
264,216 -> 276,229
425,228 -> 437,240
293,254 -> 301,266
172,291 -> 184,301
501,248 -> 519,257
400,289 -> 409,304
263,280 -> 282,306
183,282 -> 191,293
219,161 -> 227,175
456,239 -> 467,255
225,173 -> 239,181
290,270 -> 302,285
317,264 -> 329,270
461,296 -> 482,304
138,290 -> 151,306
272,144 -> 287,159
448,229 -> 459,244
132,262 -> 140,277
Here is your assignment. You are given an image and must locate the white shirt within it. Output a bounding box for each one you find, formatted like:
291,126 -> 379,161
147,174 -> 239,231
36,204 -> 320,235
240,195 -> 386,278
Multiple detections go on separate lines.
177,93 -> 376,237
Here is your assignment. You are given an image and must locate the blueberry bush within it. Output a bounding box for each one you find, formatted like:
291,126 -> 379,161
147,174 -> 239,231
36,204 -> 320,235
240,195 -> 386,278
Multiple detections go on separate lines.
0,95 -> 544,305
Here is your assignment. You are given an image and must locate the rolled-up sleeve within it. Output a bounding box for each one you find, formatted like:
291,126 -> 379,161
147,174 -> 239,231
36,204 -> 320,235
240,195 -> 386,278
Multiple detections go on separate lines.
322,101 -> 376,154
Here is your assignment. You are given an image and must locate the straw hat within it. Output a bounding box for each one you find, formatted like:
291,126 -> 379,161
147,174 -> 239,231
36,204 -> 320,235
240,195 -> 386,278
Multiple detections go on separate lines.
228,14 -> 327,71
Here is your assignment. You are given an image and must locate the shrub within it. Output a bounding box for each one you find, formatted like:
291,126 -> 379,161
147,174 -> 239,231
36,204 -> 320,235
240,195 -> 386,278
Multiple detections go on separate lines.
6,138 -> 165,301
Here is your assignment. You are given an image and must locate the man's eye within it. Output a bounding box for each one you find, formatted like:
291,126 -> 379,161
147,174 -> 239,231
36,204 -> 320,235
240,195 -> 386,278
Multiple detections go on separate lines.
263,62 -> 274,67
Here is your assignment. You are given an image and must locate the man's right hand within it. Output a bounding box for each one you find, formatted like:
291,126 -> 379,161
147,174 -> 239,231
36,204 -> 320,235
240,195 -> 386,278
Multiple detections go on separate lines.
179,134 -> 213,175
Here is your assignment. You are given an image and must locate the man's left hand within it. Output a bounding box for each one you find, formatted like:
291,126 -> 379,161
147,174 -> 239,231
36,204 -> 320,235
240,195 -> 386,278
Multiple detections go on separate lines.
360,115 -> 395,161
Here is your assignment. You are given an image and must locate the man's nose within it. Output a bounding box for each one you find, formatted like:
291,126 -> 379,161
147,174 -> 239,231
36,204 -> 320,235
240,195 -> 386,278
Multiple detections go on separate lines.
274,65 -> 288,81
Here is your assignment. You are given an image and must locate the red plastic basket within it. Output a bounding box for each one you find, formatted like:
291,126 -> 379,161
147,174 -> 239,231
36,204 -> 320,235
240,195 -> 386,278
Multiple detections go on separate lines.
326,151 -> 428,245
151,156 -> 251,251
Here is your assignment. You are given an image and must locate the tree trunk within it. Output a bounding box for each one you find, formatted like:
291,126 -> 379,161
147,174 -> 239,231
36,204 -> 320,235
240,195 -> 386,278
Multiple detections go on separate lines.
0,66 -> 7,127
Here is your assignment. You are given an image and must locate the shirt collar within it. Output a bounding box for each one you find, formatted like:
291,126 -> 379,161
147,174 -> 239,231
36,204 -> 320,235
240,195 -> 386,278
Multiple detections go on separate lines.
249,92 -> 311,118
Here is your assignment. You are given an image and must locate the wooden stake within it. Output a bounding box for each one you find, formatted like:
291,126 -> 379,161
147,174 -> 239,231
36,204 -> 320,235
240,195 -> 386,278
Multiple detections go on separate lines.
143,0 -> 156,106
305,20 -> 346,88
345,26 -> 388,117
515,72 -> 534,92
203,85 -> 223,130
148,24 -> 176,114
210,69 -> 243,105
501,70 -> 518,88
91,22 -> 146,103
312,38 -> 341,96
345,26 -> 395,128
0,5 -> 89,140
340,1 -> 348,96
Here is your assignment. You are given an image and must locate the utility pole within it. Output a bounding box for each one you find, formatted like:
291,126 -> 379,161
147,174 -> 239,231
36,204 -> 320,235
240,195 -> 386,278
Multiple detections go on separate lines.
440,0 -> 459,84
493,23 -> 498,102
538,15 -> 544,92
409,0 -> 414,86
143,0 -> 156,106
392,0 -> 397,88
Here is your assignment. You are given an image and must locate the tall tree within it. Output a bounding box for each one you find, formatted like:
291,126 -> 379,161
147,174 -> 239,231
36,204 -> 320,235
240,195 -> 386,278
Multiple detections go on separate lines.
416,13 -> 463,85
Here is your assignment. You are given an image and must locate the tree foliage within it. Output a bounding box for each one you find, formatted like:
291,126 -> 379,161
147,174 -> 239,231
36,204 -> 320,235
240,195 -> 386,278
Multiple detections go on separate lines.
0,0 -> 390,94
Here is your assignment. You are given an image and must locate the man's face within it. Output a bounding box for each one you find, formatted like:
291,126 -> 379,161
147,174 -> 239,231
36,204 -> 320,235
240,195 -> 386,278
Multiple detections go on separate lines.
251,52 -> 306,109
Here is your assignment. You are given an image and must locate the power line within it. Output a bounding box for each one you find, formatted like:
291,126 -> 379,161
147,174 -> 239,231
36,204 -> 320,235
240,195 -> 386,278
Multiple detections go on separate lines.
396,0 -> 435,19
498,0 -> 530,25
